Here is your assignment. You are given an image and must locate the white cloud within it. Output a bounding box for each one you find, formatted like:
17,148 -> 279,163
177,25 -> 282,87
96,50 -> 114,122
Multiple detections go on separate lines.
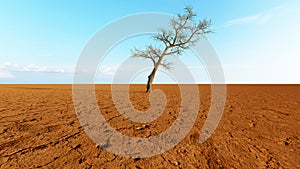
23,64 -> 47,72
226,14 -> 261,26
99,65 -> 117,76
0,71 -> 14,78
0,62 -> 66,73
0,62 -> 14,78
225,6 -> 284,27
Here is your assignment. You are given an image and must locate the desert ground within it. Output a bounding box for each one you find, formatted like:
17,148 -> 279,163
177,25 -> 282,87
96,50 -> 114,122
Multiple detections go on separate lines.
0,84 -> 299,168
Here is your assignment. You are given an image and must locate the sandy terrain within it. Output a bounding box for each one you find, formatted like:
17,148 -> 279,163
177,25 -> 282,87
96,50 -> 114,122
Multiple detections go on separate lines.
0,84 -> 299,168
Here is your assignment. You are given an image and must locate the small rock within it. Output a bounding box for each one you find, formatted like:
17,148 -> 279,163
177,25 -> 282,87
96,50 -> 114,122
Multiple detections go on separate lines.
200,114 -> 207,119
174,161 -> 180,166
136,127 -> 144,130
277,141 -> 284,145
142,124 -> 149,128
1,128 -> 8,134
20,119 -> 26,123
177,149 -> 187,153
73,144 -> 81,149
249,122 -> 255,127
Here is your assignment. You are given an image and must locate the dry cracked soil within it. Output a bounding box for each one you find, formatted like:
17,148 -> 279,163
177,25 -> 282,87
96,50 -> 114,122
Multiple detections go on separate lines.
0,84 -> 299,168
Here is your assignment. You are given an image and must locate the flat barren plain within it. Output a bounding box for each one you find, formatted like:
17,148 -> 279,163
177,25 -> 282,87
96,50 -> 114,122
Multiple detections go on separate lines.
0,84 -> 299,168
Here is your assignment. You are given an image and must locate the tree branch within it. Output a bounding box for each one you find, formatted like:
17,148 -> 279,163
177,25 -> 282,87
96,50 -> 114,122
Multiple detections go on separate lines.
131,6 -> 212,72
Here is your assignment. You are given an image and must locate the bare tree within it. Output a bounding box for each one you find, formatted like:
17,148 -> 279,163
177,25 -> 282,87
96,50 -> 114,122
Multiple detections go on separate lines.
131,6 -> 212,93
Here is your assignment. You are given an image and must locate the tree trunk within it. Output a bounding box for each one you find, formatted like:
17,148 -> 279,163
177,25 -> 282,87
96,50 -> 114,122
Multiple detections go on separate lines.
146,50 -> 167,93
146,67 -> 157,93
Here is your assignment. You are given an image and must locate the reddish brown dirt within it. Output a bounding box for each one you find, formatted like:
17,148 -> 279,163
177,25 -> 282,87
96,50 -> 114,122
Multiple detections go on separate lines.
0,84 -> 299,168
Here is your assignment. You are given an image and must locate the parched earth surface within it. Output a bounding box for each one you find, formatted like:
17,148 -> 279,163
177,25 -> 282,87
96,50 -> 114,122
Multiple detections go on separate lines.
0,84 -> 299,168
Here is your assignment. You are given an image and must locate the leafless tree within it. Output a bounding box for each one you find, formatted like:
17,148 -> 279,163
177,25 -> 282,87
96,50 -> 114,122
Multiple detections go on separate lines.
131,6 -> 212,92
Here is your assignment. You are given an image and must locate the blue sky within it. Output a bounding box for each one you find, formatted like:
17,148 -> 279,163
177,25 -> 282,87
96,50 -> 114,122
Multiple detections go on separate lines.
0,0 -> 299,83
